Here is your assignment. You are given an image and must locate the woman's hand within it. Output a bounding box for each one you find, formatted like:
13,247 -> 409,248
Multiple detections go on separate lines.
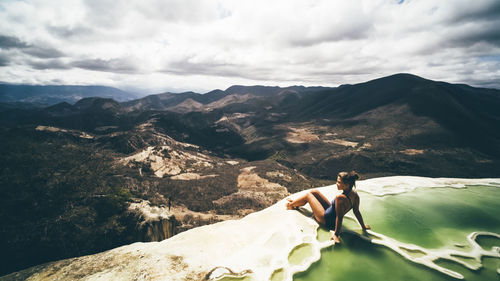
362,225 -> 371,231
331,234 -> 341,243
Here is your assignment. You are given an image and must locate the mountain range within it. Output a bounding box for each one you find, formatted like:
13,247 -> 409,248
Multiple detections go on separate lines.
0,84 -> 138,107
5,73 -> 498,176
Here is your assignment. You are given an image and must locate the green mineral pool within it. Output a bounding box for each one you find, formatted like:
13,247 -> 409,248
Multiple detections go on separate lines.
295,185 -> 500,281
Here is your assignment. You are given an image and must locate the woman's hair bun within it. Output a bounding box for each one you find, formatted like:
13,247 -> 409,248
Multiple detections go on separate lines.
349,171 -> 360,181
338,171 -> 360,187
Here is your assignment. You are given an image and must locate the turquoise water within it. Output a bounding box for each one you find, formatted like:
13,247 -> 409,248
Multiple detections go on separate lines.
295,185 -> 500,281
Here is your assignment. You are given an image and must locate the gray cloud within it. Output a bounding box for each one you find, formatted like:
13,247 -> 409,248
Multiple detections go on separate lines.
289,28 -> 371,47
460,76 -> 500,89
0,35 -> 29,49
288,18 -> 373,47
72,58 -> 138,73
46,25 -> 94,39
445,20 -> 500,49
24,46 -> 65,59
0,53 -> 9,66
29,59 -> 70,70
447,1 -> 500,24
28,56 -> 139,73
467,26 -> 500,47
0,34 -> 65,58
439,1 -> 500,48
163,59 -> 275,81
305,66 -> 379,77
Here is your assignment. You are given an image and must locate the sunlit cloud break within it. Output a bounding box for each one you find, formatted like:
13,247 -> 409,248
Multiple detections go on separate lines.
0,0 -> 499,93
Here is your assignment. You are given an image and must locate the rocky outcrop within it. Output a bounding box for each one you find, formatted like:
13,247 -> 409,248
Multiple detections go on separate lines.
127,200 -> 178,242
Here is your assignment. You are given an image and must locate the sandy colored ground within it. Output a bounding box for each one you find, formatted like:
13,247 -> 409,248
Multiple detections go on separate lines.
283,125 -> 359,148
285,127 -> 320,143
170,173 -> 218,180
213,166 -> 289,208
400,149 -> 424,155
323,139 -> 358,148
35,125 -> 94,139
266,171 -> 292,181
121,146 -> 215,178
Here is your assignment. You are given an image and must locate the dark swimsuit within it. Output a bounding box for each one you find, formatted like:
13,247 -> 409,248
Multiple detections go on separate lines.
324,189 -> 353,230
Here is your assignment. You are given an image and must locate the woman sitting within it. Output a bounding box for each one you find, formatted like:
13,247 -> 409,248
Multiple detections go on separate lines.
286,171 -> 370,243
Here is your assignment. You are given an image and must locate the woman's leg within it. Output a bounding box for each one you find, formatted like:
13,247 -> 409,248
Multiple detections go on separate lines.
287,192 -> 326,225
310,189 -> 331,210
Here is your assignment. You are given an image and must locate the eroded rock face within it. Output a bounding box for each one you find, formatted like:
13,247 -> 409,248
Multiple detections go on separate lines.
127,200 -> 241,240
127,201 -> 178,242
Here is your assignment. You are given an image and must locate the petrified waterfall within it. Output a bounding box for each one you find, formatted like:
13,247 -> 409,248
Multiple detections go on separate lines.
136,215 -> 177,242
127,200 -> 177,242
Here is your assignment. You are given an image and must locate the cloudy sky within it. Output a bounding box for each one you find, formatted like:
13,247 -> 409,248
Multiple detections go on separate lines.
1,0 -> 499,94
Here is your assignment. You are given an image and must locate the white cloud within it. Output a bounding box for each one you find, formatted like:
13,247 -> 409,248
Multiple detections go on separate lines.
0,0 -> 499,93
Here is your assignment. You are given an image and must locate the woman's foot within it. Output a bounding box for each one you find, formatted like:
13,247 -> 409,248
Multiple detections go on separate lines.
286,198 -> 297,210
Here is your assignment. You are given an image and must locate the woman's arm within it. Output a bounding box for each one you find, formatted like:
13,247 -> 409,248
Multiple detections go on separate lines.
353,196 -> 370,231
